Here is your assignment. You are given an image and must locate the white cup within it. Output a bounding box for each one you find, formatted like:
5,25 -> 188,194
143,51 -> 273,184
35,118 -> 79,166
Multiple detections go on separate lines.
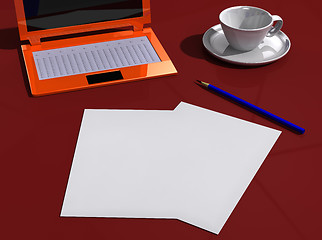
219,6 -> 283,51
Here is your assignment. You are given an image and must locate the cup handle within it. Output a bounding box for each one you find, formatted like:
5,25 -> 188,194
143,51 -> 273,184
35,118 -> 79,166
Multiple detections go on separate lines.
267,15 -> 283,37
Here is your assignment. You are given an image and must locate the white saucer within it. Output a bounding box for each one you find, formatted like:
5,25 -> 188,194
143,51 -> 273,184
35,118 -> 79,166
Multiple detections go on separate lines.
202,24 -> 291,66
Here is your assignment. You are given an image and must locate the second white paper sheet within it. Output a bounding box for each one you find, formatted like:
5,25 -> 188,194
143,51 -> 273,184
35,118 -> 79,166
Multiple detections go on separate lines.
61,102 -> 281,234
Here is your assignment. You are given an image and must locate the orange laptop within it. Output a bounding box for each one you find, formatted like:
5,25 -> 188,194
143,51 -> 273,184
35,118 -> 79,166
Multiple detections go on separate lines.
13,0 -> 177,96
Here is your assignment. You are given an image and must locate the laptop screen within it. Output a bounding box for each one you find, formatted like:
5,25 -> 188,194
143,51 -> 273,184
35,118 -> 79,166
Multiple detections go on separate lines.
23,0 -> 144,32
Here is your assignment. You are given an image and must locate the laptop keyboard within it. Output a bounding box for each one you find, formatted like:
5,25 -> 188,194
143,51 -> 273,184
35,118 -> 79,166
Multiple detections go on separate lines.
32,36 -> 161,80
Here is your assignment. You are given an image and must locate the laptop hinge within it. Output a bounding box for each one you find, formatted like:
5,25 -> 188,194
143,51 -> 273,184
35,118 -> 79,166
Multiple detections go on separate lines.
133,22 -> 144,32
28,36 -> 41,46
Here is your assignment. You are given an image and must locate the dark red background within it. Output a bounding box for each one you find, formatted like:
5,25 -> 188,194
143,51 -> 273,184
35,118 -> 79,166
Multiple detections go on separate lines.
1,0 -> 321,239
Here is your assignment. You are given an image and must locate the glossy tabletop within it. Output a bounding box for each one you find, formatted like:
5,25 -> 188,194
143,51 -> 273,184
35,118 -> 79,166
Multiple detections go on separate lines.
1,0 -> 321,239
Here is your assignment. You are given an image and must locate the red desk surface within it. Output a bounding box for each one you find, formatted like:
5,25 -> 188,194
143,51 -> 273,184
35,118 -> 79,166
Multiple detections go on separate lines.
1,0 -> 321,239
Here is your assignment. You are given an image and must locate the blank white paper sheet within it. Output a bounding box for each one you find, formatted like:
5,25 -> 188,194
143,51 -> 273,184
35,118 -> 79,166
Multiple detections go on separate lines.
61,102 -> 281,234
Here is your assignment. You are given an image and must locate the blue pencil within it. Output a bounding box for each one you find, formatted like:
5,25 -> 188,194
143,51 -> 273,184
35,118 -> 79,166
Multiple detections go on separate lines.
196,80 -> 305,134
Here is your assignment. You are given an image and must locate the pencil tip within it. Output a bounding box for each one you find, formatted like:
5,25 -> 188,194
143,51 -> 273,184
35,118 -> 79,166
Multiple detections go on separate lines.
195,80 -> 209,87
195,80 -> 204,86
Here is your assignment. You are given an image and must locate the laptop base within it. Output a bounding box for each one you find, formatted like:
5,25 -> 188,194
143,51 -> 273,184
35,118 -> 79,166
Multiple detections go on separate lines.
21,27 -> 177,96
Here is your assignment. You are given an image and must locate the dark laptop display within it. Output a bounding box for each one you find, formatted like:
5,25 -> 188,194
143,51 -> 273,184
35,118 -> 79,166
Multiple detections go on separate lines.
23,0 -> 143,31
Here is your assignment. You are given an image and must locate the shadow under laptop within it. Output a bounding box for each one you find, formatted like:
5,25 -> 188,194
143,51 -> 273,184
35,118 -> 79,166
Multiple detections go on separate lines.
0,27 -> 20,50
0,27 -> 33,97
17,47 -> 33,97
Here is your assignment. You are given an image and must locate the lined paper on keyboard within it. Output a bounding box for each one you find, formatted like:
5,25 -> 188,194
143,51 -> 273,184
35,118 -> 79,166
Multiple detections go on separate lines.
32,36 -> 161,80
